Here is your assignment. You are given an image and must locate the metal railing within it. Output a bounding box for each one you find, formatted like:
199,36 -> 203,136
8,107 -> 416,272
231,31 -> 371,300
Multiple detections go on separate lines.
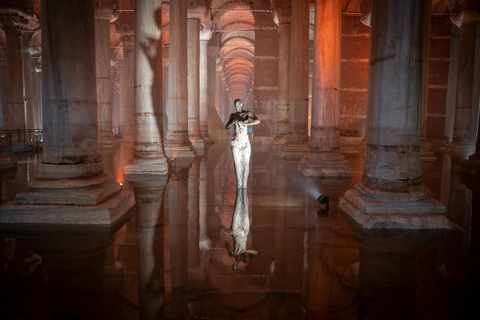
0,129 -> 43,153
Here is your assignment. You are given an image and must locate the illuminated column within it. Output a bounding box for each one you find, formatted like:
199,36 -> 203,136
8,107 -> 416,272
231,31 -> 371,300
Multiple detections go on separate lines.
272,5 -> 291,146
298,0 -> 350,177
446,9 -> 480,150
124,0 -> 171,175
0,0 -> 134,226
95,1 -> 118,147
164,0 -> 196,160
199,19 -> 213,144
0,10 -> 30,130
187,8 -> 206,153
118,30 -> 135,139
279,0 -> 309,159
339,0 -> 450,229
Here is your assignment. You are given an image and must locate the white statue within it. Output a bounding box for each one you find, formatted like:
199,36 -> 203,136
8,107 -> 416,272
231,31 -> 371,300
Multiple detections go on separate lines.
225,99 -> 260,188
225,188 -> 258,270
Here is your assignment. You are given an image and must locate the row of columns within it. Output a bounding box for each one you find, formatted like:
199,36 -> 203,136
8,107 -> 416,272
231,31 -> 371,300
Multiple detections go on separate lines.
272,0 -> 464,228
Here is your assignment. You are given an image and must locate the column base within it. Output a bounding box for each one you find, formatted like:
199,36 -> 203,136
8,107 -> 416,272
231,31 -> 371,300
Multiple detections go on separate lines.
124,157 -> 172,175
164,140 -> 196,159
459,155 -> 480,176
0,189 -> 134,225
272,135 -> 288,146
99,132 -> 118,148
298,150 -> 351,177
278,141 -> 309,160
420,140 -> 436,161
202,132 -> 215,144
339,188 -> 450,229
18,173 -> 121,205
440,141 -> 475,153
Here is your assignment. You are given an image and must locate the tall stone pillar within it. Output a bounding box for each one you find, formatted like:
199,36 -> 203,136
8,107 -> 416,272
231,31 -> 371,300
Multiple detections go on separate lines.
444,25 -> 460,143
298,0 -> 351,177
339,0 -> 450,229
0,59 -> 6,128
23,50 -> 35,130
118,30 -> 135,140
272,5 -> 291,146
164,0 -> 196,160
0,10 -> 30,130
187,8 -> 206,153
0,0 -> 134,225
95,0 -> 118,147
124,0 -> 171,175
188,160 -> 200,268
279,0 -> 309,159
446,8 -> 480,151
199,19 -> 213,144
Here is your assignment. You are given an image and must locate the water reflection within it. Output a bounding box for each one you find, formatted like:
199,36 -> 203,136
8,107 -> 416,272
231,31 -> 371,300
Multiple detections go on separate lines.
225,188 -> 258,270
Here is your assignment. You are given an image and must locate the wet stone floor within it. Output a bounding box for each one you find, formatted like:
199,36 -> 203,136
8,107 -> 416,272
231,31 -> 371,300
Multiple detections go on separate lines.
1,139 -> 479,319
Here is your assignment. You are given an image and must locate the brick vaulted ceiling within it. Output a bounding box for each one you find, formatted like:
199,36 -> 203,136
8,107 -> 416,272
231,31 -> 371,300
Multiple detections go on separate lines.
0,0 -> 457,103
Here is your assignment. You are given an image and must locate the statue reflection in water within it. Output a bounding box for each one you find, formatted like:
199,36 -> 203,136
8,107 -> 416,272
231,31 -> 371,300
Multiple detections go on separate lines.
225,99 -> 260,188
225,188 -> 258,270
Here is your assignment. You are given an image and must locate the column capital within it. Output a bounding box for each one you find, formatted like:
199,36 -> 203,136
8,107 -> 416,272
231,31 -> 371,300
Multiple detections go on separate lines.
188,6 -> 208,21
94,0 -> 120,22
273,6 -> 292,26
200,19 -> 213,41
451,10 -> 480,28
118,30 -> 135,52
0,10 -> 30,35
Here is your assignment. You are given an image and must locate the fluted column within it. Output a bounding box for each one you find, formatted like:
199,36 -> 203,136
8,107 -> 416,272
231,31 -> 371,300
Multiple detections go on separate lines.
164,0 -> 196,160
0,11 -> 30,130
124,0 -> 171,175
298,0 -> 351,177
279,0 -> 309,159
95,0 -> 118,147
446,9 -> 480,151
187,8 -> 207,153
0,0 -> 134,226
199,19 -> 213,144
272,5 -> 291,146
339,0 -> 450,229
118,31 -> 135,140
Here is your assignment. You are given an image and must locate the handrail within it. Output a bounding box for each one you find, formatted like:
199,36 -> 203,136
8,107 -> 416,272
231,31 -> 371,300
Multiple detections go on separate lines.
0,129 -> 43,153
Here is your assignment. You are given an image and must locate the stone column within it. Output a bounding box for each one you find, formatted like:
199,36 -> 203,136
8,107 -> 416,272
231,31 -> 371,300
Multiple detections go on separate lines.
279,0 -> 310,159
188,8 -> 207,153
339,0 -> 450,229
199,19 -> 213,144
118,31 -> 135,140
0,59 -> 7,128
23,50 -> 35,130
0,0 -> 134,226
95,0 -> 118,147
444,25 -> 461,143
298,0 -> 351,177
446,10 -> 480,151
164,0 -> 196,160
0,11 -> 30,130
124,0 -> 171,175
272,5 -> 291,146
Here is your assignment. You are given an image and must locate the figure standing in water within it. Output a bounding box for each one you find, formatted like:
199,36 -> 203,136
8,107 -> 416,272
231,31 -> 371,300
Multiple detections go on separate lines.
225,99 -> 260,188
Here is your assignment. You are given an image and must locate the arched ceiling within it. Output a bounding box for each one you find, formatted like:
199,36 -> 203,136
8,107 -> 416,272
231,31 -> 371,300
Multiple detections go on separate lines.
0,0 -> 463,103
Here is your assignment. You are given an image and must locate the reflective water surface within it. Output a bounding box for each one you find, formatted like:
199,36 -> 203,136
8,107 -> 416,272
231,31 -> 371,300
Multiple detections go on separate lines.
1,140 -> 479,319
